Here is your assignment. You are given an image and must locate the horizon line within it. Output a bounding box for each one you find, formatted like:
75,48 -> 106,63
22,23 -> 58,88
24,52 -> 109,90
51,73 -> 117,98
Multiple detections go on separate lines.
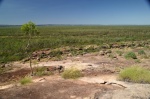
0,24 -> 150,26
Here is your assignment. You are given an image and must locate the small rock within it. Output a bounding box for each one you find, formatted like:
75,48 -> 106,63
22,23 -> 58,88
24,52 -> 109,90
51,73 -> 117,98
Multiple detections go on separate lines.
99,51 -> 105,56
100,81 -> 107,84
105,82 -> 111,85
57,65 -> 65,73
39,78 -> 46,82
46,65 -> 64,73
70,95 -> 76,98
87,64 -> 92,66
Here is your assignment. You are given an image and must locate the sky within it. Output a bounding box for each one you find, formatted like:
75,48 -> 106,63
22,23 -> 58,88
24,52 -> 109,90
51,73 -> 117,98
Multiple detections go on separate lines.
0,0 -> 150,25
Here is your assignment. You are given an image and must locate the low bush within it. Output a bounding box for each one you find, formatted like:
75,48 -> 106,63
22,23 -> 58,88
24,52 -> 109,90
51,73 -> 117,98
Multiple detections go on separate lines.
138,50 -> 146,55
119,66 -> 150,83
124,52 -> 137,59
34,67 -> 53,76
20,76 -> 32,85
135,59 -> 141,63
61,67 -> 82,79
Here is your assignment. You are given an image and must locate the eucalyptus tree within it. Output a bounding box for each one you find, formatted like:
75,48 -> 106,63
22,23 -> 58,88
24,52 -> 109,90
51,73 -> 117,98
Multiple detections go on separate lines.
21,21 -> 39,75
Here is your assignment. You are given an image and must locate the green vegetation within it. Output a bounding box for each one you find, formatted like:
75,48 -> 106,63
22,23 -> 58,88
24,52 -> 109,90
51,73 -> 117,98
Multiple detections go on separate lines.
0,65 -> 12,74
0,25 -> 150,63
0,67 -> 5,74
119,66 -> 150,84
116,50 -> 123,56
124,52 -> 137,59
34,67 -> 53,76
108,53 -> 117,59
21,21 -> 40,75
135,59 -> 141,63
61,67 -> 82,79
20,76 -> 32,85
138,50 -> 146,55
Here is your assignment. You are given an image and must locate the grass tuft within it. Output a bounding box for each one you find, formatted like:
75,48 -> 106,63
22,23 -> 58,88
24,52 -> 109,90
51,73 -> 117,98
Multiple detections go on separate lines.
34,67 -> 53,76
138,50 -> 146,55
119,66 -> 150,84
61,67 -> 82,79
124,52 -> 137,59
20,76 -> 32,85
116,50 -> 123,56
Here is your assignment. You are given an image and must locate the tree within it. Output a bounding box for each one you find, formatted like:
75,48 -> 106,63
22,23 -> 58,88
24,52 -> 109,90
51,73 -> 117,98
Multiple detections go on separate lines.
21,21 -> 39,75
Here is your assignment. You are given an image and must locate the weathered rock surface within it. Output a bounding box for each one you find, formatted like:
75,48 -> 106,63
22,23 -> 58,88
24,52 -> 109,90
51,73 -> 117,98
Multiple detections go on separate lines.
93,84 -> 150,99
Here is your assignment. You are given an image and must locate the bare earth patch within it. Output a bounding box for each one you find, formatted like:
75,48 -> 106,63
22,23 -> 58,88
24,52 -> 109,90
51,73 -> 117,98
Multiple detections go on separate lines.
0,50 -> 150,99
0,76 -> 120,99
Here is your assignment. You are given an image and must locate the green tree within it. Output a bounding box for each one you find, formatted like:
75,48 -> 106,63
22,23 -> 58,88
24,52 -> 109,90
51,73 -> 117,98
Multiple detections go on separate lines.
21,21 -> 39,75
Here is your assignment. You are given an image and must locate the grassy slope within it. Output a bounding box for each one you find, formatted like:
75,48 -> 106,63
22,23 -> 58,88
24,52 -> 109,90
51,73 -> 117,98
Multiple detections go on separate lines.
0,25 -> 150,63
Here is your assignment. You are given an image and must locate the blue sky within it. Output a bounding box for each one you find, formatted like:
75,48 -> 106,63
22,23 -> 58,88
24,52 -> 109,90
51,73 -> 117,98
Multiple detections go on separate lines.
0,0 -> 150,25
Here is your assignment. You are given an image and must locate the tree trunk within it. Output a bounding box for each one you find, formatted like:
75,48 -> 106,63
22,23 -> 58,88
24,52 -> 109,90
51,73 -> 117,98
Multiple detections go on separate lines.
29,54 -> 34,76
27,33 -> 34,76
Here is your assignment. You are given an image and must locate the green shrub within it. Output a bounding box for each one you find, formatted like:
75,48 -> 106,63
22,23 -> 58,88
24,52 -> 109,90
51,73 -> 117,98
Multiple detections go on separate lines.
20,76 -> 32,85
61,68 -> 82,79
119,66 -> 150,83
34,67 -> 53,76
135,59 -> 141,63
49,50 -> 63,57
124,52 -> 137,59
138,50 -> 146,55
0,66 -> 6,74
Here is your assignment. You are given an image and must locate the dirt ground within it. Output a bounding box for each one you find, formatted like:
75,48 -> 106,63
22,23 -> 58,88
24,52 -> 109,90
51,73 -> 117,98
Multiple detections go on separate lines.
0,69 -> 31,85
0,76 -> 121,99
0,48 -> 150,99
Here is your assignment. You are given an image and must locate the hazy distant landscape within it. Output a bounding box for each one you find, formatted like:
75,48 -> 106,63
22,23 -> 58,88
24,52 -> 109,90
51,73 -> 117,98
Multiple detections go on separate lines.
0,25 -> 150,63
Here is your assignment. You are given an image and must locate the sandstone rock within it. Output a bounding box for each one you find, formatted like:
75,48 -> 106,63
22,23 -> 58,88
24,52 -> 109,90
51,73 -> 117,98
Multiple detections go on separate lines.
87,64 -> 93,67
99,51 -> 105,56
95,84 -> 150,99
70,95 -> 76,98
79,77 -> 106,84
46,65 -> 64,73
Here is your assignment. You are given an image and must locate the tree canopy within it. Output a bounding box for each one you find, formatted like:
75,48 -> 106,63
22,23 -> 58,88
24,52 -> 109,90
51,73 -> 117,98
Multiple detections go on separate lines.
21,21 -> 39,36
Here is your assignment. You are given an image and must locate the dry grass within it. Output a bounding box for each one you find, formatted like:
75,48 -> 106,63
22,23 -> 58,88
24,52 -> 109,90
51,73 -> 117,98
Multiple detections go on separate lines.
119,66 -> 150,84
61,67 -> 82,79
20,76 -> 32,85
34,67 -> 53,76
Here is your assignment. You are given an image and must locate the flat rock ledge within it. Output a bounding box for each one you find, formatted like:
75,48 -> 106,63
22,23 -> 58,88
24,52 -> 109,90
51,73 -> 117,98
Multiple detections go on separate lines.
95,84 -> 150,99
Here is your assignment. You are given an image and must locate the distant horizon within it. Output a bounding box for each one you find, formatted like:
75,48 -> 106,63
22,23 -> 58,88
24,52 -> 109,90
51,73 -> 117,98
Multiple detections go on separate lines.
0,23 -> 150,26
